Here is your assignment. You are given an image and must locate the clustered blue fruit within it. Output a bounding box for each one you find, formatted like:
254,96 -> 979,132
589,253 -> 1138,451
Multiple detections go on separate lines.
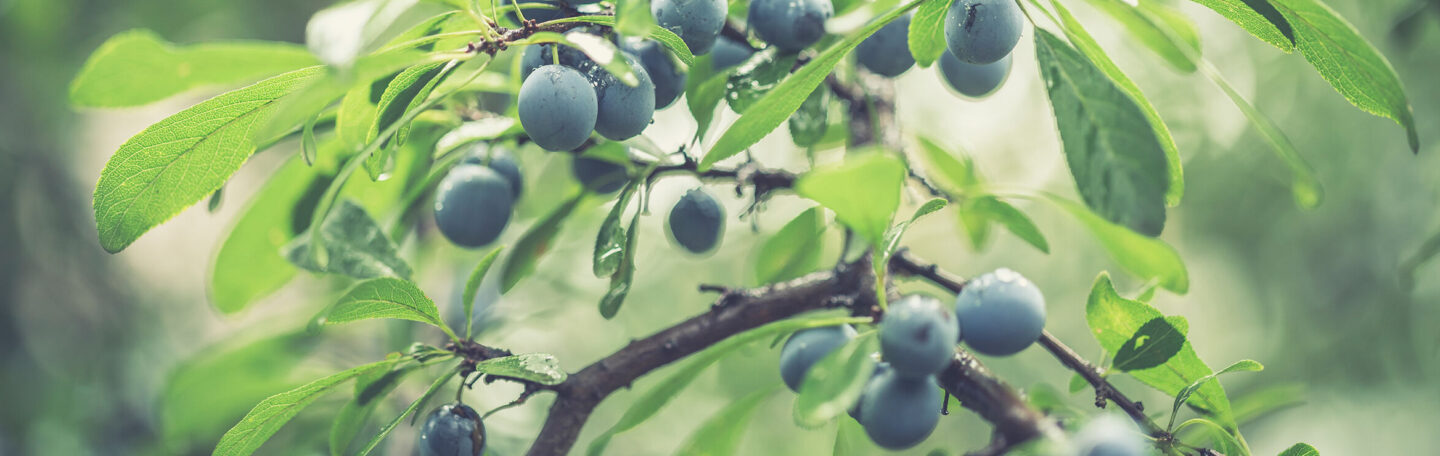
652,0 -> 728,54
748,0 -> 834,52
517,38 -> 658,148
667,188 -> 726,254
710,36 -> 755,71
879,294 -> 959,377
619,38 -> 688,109
433,158 -> 516,248
417,403 -> 486,456
857,368 -> 942,449
518,64 -> 597,151
954,268 -> 1046,356
571,156 -> 630,194
856,13 -> 916,77
778,325 -> 857,392
460,144 -> 523,198
938,51 -> 1012,98
944,0 -> 1024,65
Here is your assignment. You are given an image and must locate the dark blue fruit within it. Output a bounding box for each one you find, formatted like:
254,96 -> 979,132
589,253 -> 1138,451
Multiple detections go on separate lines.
461,145 -> 523,199
954,268 -> 1046,356
621,39 -> 687,109
748,0 -> 833,52
779,325 -> 857,392
417,403 -> 486,456
856,12 -> 915,77
944,0 -> 1023,64
571,156 -> 629,194
593,53 -> 657,140
434,165 -> 515,248
519,43 -> 595,82
857,370 -> 941,450
937,50 -> 1010,98
848,361 -> 890,421
879,294 -> 959,378
652,0 -> 728,54
519,64 -> 597,151
666,188 -> 726,254
711,35 -> 754,70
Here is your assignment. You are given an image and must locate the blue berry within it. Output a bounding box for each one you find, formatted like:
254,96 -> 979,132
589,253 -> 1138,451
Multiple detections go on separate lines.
954,268 -> 1046,356
434,165 -> 515,248
417,403 -> 486,456
937,50 -> 1011,98
857,370 -> 942,450
944,0 -> 1024,64
856,13 -> 915,77
748,0 -> 833,52
652,0 -> 728,54
667,188 -> 726,254
880,295 -> 959,377
779,325 -> 857,392
572,156 -> 629,194
518,64 -> 597,151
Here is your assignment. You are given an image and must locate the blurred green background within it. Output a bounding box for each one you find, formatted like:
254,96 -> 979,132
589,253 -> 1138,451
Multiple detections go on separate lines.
2,0 -> 1438,454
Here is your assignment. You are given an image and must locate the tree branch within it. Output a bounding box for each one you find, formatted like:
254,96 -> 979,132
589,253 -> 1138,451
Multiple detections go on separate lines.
888,250 -> 1170,439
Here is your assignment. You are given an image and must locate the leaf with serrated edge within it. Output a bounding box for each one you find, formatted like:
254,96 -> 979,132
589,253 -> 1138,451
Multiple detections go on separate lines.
327,278 -> 455,340
907,0 -> 949,67
213,358 -> 401,456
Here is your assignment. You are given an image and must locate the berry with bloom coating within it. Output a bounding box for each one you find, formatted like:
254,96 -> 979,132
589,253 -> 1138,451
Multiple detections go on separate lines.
937,50 -> 1011,98
880,294 -> 959,377
667,188 -> 726,254
518,65 -> 597,151
417,403 -> 486,456
954,268 -> 1046,356
748,0 -> 833,52
433,165 -> 514,248
856,13 -> 915,77
779,325 -> 857,392
944,0 -> 1023,64
857,370 -> 941,450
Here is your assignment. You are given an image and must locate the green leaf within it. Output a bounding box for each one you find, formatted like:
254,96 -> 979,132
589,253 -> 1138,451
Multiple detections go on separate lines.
502,189 -> 586,292
962,196 -> 1049,253
549,15 -> 695,66
685,55 -> 734,139
913,136 -> 980,194
283,200 -> 413,279
356,368 -> 456,456
1168,359 -> 1264,430
329,364 -> 419,456
832,414 -> 878,455
70,30 -> 320,107
1034,29 -> 1169,237
1068,373 -> 1088,393
907,0 -> 950,67
1084,0 -> 1200,72
92,66 -> 324,253
1232,383 -> 1306,425
1268,0 -> 1419,153
594,180 -> 643,277
1047,0 -> 1183,207
305,0 -> 421,68
881,199 -> 947,260
788,86 -> 830,147
255,47 -> 439,146
209,155 -> 333,313
365,61 -> 453,179
434,118 -> 520,158
600,195 -> 645,319
1201,61 -> 1322,208
753,206 -> 828,285
1047,195 -> 1188,293
161,331 -> 320,452
1085,273 -> 1232,427
462,248 -> 504,337
1174,418 -> 1247,456
1278,443 -> 1320,456
1112,316 -> 1187,371
328,277 -> 456,340
794,332 -> 878,426
562,32 -> 641,87
726,49 -> 799,114
587,315 -> 872,455
795,153 -> 906,247
1186,0 -> 1296,51
615,0 -> 658,37
214,358 -> 401,456
473,353 -> 568,385
675,387 -> 778,456
701,0 -> 924,169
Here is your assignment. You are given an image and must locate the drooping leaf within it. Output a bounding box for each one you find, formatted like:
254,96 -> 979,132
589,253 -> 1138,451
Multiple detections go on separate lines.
753,206 -> 829,285
1084,0 -> 1200,72
794,332 -> 878,426
365,60 -> 454,179
1278,443 -> 1320,456
160,331 -> 320,452
961,196 -> 1049,253
1085,273 -> 1232,427
1186,0 -> 1296,51
795,153 -> 906,246
502,189 -> 586,292
685,55 -> 732,139
1048,196 -> 1188,293
907,0 -> 950,67
284,200 -> 413,280
1047,0 -> 1183,207
92,66 -> 325,253
254,47 -> 439,146
70,30 -> 320,107
462,248 -> 504,337
726,49 -> 799,114
1112,316 -> 1188,371
599,195 -> 644,319
473,353 -> 568,385
594,180 -> 643,277
214,358 -> 402,456
587,315 -> 871,455
1168,359 -> 1264,430
1269,0 -> 1419,153
675,387 -> 778,456
789,86 -> 831,147
1034,29 -> 1169,236
913,136 -> 980,195
701,0 -> 925,169
1200,61 -> 1322,208
327,277 -> 456,340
